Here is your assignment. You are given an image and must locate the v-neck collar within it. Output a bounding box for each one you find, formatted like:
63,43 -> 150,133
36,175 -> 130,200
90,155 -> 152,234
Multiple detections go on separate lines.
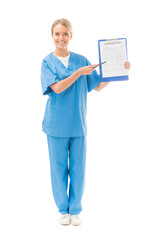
50,51 -> 72,70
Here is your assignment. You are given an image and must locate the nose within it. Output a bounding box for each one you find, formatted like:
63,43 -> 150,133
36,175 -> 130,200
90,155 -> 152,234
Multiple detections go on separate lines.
59,35 -> 64,40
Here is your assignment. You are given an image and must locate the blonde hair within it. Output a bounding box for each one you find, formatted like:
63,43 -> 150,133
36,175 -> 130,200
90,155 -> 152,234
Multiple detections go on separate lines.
51,18 -> 73,36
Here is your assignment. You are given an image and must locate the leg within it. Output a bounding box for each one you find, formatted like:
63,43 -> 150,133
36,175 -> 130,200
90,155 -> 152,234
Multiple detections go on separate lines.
68,137 -> 87,215
47,135 -> 70,214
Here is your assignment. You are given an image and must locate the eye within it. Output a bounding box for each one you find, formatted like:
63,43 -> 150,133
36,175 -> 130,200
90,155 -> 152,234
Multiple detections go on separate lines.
55,33 -> 60,36
64,33 -> 69,35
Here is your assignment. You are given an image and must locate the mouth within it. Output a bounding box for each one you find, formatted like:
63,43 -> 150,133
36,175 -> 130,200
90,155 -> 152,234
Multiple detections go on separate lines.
57,41 -> 66,45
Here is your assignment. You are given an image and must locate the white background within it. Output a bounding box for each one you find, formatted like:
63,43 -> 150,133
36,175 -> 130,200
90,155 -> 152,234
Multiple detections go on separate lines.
0,0 -> 160,239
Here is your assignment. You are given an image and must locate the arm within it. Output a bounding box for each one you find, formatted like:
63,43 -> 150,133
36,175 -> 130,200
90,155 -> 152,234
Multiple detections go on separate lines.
50,70 -> 81,94
94,82 -> 110,92
50,64 -> 99,94
95,61 -> 131,92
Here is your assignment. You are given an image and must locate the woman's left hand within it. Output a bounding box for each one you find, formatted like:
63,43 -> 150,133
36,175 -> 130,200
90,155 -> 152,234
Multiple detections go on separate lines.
124,61 -> 131,70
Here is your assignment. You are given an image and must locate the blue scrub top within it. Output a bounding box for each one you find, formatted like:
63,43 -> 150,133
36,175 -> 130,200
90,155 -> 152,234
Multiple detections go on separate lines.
41,51 -> 100,137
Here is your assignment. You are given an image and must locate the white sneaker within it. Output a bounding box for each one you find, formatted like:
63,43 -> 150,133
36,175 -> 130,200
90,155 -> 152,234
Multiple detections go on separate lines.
59,213 -> 71,225
70,215 -> 82,226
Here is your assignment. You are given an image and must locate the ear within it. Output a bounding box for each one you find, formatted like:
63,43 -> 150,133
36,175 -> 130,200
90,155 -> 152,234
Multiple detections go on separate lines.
70,33 -> 72,40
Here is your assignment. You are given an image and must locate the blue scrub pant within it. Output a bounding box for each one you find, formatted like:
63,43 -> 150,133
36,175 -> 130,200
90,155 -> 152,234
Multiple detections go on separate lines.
47,135 -> 87,215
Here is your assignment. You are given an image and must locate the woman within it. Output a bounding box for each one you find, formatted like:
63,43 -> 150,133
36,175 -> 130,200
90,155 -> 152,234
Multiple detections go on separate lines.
41,18 -> 130,226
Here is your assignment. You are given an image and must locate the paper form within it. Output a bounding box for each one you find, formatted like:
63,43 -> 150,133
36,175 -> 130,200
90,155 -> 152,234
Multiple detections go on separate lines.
99,39 -> 128,78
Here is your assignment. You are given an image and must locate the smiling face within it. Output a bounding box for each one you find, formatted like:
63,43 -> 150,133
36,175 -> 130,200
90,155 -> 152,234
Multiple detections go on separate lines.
52,23 -> 72,50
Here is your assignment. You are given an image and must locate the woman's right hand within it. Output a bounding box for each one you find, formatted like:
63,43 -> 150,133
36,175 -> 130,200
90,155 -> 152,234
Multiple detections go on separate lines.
78,64 -> 99,76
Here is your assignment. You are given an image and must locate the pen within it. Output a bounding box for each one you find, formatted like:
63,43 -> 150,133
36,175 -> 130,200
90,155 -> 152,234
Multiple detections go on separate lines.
93,61 -> 107,68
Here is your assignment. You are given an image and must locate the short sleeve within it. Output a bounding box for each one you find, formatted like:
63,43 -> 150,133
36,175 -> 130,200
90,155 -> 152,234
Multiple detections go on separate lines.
85,58 -> 100,93
41,59 -> 59,95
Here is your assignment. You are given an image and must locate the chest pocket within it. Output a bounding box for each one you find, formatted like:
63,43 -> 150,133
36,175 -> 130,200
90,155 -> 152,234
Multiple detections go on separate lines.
55,66 -> 70,80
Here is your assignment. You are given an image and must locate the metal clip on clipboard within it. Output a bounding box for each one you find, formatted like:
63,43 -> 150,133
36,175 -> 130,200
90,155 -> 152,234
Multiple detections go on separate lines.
104,38 -> 119,45
106,38 -> 118,41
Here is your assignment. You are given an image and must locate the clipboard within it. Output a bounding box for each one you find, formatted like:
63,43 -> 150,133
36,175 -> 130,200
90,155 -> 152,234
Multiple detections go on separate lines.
98,38 -> 129,82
